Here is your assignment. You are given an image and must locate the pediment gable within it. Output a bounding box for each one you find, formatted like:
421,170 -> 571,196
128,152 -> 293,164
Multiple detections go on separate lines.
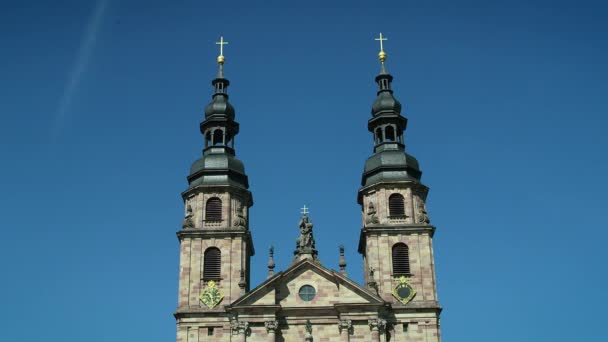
229,259 -> 384,309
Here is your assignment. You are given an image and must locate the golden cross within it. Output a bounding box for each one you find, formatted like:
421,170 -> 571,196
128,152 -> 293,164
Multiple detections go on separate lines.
375,32 -> 387,52
216,36 -> 229,57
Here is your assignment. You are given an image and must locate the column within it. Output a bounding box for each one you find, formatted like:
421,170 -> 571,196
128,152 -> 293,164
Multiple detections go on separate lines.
369,319 -> 386,342
338,320 -> 352,342
265,320 -> 278,342
231,321 -> 249,342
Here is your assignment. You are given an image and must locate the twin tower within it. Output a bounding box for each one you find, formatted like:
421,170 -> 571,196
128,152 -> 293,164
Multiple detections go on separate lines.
175,36 -> 442,342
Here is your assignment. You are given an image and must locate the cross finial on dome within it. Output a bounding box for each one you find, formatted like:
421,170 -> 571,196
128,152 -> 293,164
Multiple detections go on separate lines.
216,35 -> 229,65
374,32 -> 388,73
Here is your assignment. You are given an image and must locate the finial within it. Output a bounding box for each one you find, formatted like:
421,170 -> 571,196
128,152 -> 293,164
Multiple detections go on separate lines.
300,204 -> 309,217
338,244 -> 347,275
268,245 -> 275,278
374,32 -> 388,73
216,35 -> 229,65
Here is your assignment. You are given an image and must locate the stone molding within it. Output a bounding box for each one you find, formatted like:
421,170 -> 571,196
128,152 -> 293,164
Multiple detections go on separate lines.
357,180 -> 428,204
358,225 -> 435,253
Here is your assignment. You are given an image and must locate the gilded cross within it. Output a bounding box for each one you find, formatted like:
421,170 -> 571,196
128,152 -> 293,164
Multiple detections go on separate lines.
216,36 -> 229,56
375,32 -> 387,52
300,205 -> 309,216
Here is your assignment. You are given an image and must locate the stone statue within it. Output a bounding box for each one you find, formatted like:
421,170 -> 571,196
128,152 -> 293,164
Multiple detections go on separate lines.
415,196 -> 431,224
234,203 -> 247,228
366,201 -> 380,224
182,205 -> 195,229
293,208 -> 319,262
296,215 -> 315,250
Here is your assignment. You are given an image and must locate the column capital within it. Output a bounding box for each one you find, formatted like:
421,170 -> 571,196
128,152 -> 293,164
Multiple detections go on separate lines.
338,319 -> 352,334
265,320 -> 279,333
231,320 -> 249,335
368,318 -> 387,333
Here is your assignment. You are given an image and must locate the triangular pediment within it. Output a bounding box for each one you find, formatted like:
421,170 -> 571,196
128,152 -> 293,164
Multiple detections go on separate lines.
229,259 -> 384,309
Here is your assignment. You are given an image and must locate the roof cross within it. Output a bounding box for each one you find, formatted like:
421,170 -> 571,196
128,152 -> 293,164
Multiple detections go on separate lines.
374,32 -> 387,52
300,205 -> 309,216
216,36 -> 229,56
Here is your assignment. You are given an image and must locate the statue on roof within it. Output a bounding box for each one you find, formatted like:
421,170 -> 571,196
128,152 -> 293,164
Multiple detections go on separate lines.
296,214 -> 316,250
293,205 -> 319,262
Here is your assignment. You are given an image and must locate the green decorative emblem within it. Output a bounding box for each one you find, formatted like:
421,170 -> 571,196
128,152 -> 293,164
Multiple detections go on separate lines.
200,280 -> 224,308
392,276 -> 416,304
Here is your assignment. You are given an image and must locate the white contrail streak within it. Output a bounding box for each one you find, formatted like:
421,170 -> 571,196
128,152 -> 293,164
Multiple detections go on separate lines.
52,0 -> 108,140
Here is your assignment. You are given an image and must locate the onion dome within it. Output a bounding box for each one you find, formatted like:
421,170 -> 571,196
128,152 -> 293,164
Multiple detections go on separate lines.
358,33 -> 425,204
184,36 -> 250,194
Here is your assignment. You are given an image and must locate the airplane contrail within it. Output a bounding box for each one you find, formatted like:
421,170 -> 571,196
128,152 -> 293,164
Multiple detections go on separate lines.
52,0 -> 108,141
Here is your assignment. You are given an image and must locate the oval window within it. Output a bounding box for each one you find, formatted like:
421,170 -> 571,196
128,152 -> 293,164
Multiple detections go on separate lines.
298,285 -> 316,301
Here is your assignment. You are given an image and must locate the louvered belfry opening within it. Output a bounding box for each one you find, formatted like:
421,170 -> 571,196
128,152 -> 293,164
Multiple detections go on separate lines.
389,193 -> 406,217
205,197 -> 222,221
203,247 -> 221,281
392,243 -> 411,276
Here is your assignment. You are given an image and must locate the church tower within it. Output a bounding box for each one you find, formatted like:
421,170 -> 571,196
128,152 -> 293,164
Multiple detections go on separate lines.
175,37 -> 254,341
358,34 -> 442,339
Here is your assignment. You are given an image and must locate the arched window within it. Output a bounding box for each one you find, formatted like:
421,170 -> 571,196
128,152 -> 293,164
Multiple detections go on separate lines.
203,247 -> 221,281
213,129 -> 224,146
385,125 -> 395,141
205,197 -> 222,221
375,127 -> 383,144
205,131 -> 212,148
392,243 -> 410,276
388,193 -> 405,217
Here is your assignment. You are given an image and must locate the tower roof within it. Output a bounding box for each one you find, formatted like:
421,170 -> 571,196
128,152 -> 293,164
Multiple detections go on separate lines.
185,36 -> 250,194
359,34 -> 424,202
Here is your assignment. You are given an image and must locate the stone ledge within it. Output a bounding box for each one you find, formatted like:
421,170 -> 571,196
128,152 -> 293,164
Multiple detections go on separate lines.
176,229 -> 255,255
358,225 -> 435,253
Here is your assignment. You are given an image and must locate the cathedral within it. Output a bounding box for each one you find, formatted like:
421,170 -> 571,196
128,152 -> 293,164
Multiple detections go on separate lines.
174,35 -> 442,341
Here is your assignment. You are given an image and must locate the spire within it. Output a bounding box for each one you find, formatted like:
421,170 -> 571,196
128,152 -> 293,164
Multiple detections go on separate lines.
375,32 -> 388,74
267,246 -> 275,278
338,245 -> 347,275
216,35 -> 228,77
186,35 -> 249,192
205,35 -> 234,119
293,206 -> 319,263
358,34 -> 422,202
371,32 -> 402,118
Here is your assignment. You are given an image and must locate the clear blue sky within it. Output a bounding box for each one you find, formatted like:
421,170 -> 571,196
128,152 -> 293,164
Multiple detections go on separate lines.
1,0 -> 607,340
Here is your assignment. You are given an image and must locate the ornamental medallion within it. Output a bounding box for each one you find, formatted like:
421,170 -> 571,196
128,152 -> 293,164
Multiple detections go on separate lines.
392,276 -> 416,305
200,280 -> 224,308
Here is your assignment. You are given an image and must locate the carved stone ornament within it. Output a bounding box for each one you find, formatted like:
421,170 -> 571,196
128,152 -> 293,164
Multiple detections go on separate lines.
368,319 -> 387,333
233,203 -> 247,228
265,320 -> 279,332
199,280 -> 224,308
392,275 -> 416,305
231,320 -> 249,335
182,204 -> 195,229
296,215 -> 315,250
305,319 -> 313,341
338,319 -> 352,334
415,196 -> 431,224
366,201 -> 380,224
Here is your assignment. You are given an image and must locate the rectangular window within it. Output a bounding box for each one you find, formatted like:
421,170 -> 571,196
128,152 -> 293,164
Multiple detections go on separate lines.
208,327 -> 214,336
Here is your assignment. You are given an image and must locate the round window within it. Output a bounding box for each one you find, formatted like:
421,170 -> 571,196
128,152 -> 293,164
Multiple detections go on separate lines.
298,285 -> 316,301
